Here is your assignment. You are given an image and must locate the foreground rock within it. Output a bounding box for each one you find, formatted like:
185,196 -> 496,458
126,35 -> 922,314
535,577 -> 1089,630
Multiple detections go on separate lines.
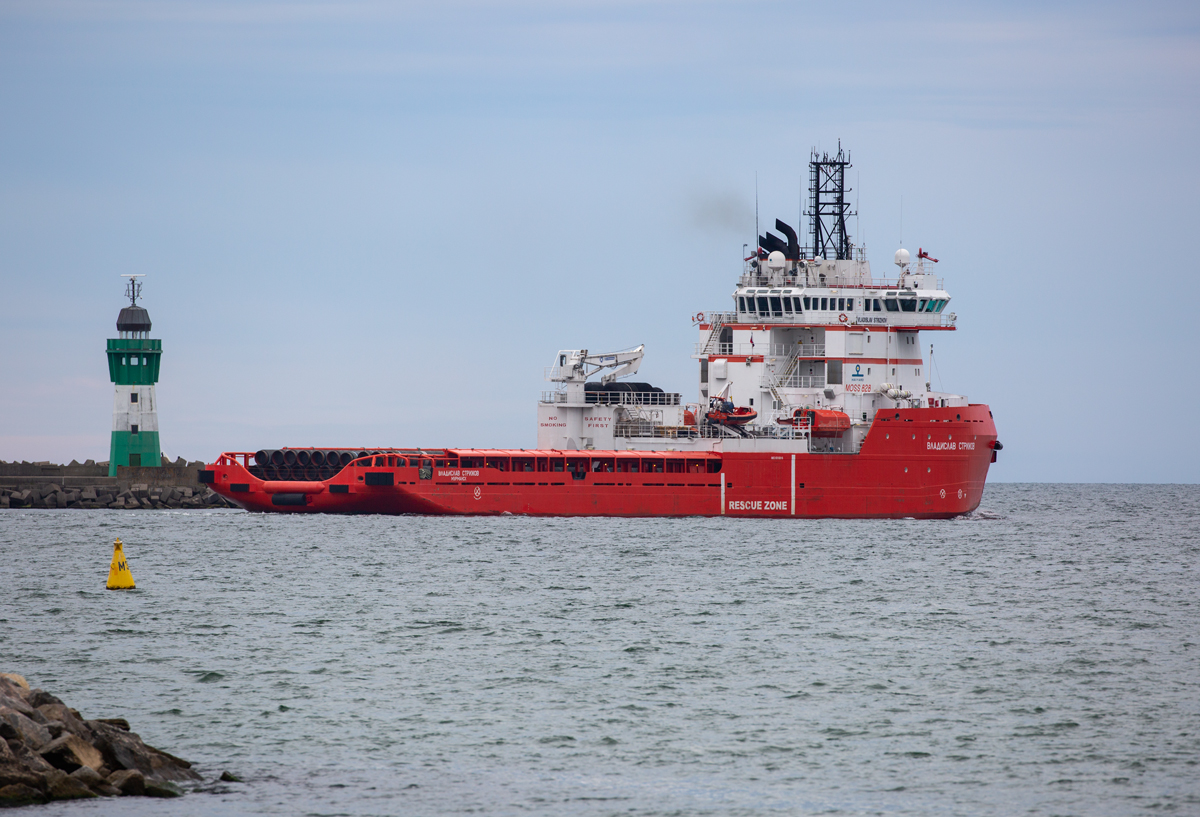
0,674 -> 201,805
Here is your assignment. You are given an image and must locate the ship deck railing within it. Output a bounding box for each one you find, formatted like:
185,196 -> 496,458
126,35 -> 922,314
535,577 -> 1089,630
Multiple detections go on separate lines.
695,342 -> 826,358
737,274 -> 944,290
616,422 -> 811,441
540,391 -> 682,406
763,373 -> 827,389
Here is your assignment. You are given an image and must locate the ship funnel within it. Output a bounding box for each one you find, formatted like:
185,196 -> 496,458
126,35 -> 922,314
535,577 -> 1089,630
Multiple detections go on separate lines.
774,219 -> 800,259
758,231 -> 789,257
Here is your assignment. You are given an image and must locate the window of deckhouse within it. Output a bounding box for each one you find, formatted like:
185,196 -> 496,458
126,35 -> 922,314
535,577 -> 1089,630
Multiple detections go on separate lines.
770,297 -> 782,315
757,297 -> 769,313
793,297 -> 803,312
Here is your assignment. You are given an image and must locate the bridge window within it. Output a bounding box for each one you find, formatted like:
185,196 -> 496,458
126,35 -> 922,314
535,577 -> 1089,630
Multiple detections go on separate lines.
821,297 -> 828,310
803,297 -> 810,309
884,299 -> 899,312
769,297 -> 782,315
756,297 -> 769,313
793,297 -> 803,312
745,297 -> 756,313
783,298 -> 793,314
738,296 -> 746,312
900,299 -> 917,312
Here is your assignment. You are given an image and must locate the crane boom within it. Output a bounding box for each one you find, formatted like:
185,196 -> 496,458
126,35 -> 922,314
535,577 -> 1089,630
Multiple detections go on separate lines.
548,345 -> 644,384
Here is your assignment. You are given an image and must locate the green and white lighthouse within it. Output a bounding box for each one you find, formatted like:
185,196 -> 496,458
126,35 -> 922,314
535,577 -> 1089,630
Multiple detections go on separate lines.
107,275 -> 162,476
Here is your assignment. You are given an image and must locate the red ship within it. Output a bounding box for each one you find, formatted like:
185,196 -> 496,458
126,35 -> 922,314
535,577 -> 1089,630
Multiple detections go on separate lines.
203,146 -> 1000,517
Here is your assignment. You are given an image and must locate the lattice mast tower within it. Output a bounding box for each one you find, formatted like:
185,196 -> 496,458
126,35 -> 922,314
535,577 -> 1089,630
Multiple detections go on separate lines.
106,276 -> 163,476
806,142 -> 856,260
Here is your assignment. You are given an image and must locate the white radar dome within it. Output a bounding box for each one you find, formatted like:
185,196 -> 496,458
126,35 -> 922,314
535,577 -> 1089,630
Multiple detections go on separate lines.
766,250 -> 786,270
894,248 -> 910,267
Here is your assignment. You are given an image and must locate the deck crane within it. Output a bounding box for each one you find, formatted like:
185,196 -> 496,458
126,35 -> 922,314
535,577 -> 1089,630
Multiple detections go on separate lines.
548,346 -> 645,403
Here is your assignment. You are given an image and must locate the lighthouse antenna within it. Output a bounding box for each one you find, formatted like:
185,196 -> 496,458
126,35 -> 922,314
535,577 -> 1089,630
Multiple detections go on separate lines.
120,274 -> 145,306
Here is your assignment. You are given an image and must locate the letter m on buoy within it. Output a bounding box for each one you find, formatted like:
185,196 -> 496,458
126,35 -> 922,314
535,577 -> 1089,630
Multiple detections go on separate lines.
107,538 -> 135,590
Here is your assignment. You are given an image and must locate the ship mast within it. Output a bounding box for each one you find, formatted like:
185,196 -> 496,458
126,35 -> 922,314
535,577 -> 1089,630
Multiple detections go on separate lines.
805,141 -> 856,260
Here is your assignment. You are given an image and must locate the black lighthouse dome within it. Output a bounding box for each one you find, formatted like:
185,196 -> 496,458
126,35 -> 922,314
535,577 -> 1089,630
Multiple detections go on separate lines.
117,305 -> 152,334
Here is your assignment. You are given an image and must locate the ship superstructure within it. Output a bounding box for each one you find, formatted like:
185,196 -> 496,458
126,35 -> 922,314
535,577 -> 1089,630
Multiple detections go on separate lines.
204,146 -> 1000,517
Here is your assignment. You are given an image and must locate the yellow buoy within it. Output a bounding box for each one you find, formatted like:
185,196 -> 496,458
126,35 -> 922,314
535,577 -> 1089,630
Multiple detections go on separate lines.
106,538 -> 135,590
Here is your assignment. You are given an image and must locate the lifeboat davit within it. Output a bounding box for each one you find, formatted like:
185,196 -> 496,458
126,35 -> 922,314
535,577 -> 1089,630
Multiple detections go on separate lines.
775,408 -> 810,427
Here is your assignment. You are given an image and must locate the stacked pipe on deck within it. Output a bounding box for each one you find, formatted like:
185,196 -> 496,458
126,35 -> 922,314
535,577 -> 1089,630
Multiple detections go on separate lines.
584,382 -> 670,406
250,449 -> 384,482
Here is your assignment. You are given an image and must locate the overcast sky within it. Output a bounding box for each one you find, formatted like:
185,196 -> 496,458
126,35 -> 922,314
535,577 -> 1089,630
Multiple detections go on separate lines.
1,0 -> 1197,482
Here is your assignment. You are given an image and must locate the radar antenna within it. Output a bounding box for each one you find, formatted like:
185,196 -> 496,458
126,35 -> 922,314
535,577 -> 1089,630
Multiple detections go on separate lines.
805,140 -> 856,260
120,274 -> 145,306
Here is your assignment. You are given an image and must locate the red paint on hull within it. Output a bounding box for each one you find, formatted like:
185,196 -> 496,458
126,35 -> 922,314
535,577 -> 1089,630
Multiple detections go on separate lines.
205,405 -> 997,518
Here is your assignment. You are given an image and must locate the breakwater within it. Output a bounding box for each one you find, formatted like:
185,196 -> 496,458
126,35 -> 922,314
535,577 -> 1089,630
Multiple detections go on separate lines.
0,459 -> 235,509
0,673 -> 202,805
2,484 -> 233,510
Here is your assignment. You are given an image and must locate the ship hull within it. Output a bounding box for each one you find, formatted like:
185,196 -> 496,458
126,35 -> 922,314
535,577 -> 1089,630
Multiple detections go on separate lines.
204,405 -> 997,519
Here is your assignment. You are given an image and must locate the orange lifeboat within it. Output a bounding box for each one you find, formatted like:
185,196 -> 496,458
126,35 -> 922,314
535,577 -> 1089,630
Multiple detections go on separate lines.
807,409 -> 851,437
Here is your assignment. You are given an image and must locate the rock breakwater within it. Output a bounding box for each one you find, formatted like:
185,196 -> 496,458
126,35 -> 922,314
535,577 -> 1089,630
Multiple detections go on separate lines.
0,673 -> 203,805
1,484 -> 234,510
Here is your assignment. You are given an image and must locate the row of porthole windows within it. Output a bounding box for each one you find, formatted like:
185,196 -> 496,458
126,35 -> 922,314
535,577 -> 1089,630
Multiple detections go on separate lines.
737,294 -> 950,317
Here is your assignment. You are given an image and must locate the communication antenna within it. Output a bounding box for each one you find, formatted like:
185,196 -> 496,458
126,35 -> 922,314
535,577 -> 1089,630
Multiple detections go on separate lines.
120,274 -> 145,306
755,172 -> 759,254
899,195 -> 903,246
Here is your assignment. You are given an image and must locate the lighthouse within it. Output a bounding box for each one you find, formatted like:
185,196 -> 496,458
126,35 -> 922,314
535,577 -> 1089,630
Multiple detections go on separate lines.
107,275 -> 163,477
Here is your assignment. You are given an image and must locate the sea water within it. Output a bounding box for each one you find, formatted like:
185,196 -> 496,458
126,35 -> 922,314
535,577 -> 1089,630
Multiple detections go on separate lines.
1,483 -> 1197,816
